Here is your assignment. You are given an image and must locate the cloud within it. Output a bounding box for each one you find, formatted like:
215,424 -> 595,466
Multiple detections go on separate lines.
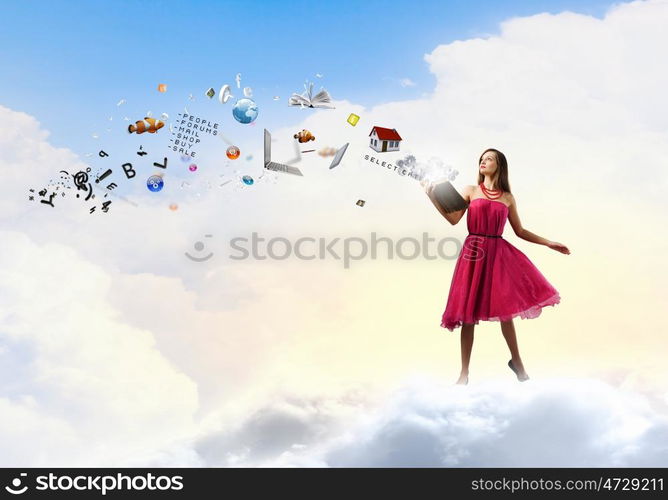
193,376 -> 668,467
0,105 -> 90,221
0,231 -> 200,466
399,78 -> 416,88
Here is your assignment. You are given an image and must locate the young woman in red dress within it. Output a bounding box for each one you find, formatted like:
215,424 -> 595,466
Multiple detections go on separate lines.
423,149 -> 570,385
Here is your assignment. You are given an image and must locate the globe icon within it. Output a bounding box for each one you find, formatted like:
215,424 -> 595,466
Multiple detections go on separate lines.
232,98 -> 258,124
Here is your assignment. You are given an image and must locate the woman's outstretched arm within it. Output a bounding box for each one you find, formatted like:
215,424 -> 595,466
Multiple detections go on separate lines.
507,194 -> 571,254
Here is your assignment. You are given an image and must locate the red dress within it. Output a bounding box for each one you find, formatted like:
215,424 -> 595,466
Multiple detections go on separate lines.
441,197 -> 561,331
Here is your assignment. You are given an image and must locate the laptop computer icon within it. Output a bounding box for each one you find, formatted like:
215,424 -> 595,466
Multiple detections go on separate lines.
328,142 -> 349,169
264,129 -> 303,176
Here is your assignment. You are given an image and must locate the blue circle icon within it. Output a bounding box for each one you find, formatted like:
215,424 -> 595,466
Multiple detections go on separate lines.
147,175 -> 164,192
242,175 -> 254,185
232,98 -> 258,124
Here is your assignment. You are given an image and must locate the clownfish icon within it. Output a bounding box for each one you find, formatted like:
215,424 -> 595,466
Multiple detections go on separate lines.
293,129 -> 315,143
5,473 -> 28,495
128,117 -> 164,134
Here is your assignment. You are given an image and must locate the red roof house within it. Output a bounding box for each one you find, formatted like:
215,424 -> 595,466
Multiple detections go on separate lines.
369,126 -> 402,153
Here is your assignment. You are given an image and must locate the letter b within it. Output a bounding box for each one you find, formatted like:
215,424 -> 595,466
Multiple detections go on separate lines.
122,163 -> 136,179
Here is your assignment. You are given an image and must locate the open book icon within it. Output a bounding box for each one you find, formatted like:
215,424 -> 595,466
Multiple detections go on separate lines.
288,81 -> 335,109
433,180 -> 469,213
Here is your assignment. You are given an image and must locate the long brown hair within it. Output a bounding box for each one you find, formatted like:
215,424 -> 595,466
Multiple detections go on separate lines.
477,148 -> 512,193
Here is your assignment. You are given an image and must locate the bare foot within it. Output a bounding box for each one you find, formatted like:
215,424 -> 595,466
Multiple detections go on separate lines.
508,359 -> 530,382
455,373 -> 469,385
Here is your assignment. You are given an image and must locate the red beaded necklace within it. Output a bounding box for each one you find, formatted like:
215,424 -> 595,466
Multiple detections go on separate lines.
480,182 -> 504,199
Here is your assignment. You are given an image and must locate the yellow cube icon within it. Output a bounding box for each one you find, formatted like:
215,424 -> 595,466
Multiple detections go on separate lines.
158,83 -> 167,93
347,113 -> 360,126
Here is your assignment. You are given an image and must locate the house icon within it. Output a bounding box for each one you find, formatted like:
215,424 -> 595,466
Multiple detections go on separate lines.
369,126 -> 402,153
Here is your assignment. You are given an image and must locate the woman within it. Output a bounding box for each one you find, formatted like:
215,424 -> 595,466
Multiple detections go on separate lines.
423,148 -> 570,385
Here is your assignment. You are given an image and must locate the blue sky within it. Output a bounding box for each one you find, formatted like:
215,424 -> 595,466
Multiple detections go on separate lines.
1,0 -> 615,155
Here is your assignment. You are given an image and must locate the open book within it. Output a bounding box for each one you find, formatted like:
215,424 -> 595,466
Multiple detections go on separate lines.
432,180 -> 469,213
288,81 -> 335,109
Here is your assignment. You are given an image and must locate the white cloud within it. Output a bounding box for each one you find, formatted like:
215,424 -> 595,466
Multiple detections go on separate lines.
399,78 -> 416,88
0,231 -> 200,466
193,376 -> 668,467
